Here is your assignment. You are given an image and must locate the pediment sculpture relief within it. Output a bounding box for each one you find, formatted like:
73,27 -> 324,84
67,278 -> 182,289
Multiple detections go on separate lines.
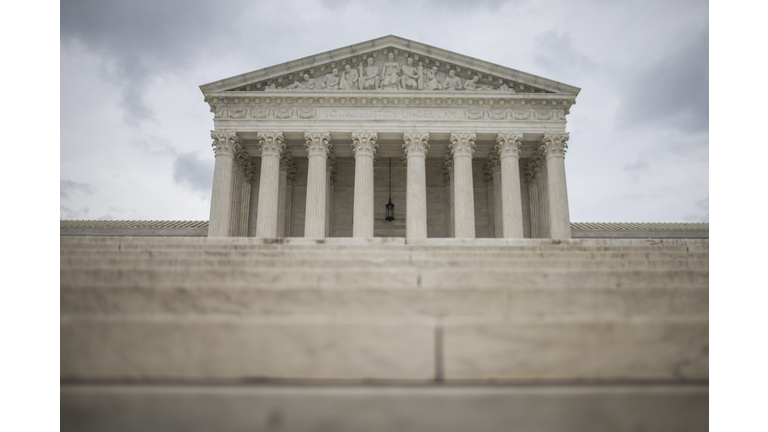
262,51 -> 531,93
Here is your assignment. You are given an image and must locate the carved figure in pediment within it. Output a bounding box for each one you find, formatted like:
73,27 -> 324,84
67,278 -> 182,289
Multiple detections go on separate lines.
400,58 -> 420,91
340,65 -> 359,90
286,74 -> 318,90
321,68 -> 340,90
443,70 -> 462,90
424,66 -> 442,91
465,76 -> 495,91
359,58 -> 380,90
498,82 -> 516,92
380,52 -> 401,90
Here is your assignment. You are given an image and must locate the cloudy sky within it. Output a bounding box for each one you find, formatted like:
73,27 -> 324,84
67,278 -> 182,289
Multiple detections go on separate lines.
60,0 -> 709,223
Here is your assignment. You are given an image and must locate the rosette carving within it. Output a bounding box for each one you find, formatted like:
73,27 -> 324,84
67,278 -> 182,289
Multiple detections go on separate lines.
540,132 -> 569,157
256,131 -> 285,157
351,131 -> 379,158
449,132 -> 476,158
210,131 -> 239,156
304,131 -> 332,157
495,132 -> 523,159
402,132 -> 430,158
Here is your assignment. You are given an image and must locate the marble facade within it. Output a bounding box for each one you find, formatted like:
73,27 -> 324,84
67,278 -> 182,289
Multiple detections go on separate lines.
201,36 -> 580,239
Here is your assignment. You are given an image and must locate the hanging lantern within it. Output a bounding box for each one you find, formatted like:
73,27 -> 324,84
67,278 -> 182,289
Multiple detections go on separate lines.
385,157 -> 395,221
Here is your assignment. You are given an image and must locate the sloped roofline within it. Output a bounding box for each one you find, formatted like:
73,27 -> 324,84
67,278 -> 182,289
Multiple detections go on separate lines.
200,35 -> 581,95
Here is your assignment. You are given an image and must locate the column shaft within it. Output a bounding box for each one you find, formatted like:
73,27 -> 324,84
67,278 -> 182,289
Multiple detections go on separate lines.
208,131 -> 238,237
493,165 -> 503,238
276,168 -> 287,237
229,163 -> 243,237
304,132 -> 331,238
352,132 -> 378,238
486,181 -> 495,238
284,184 -> 293,237
497,133 -> 525,238
403,132 -> 429,240
450,132 -> 476,239
255,132 -> 284,238
542,133 -> 572,239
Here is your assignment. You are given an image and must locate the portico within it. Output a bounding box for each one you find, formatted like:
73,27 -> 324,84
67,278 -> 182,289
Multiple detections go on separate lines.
201,36 -> 579,239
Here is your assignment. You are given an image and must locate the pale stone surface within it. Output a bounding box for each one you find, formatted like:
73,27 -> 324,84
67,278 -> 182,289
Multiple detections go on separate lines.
450,132 -> 477,238
442,317 -> 708,381
542,133 -> 572,239
208,131 -> 238,237
61,315 -> 435,380
61,384 -> 708,432
352,132 -> 378,237
403,132 -> 429,239
255,132 -> 284,238
496,132 -> 525,238
303,132 -> 331,238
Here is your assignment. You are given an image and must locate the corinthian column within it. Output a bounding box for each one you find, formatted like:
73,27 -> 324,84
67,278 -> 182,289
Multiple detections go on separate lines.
241,161 -> 255,237
276,152 -> 289,238
285,160 -> 296,237
491,155 -> 503,238
255,132 -> 284,238
208,131 -> 239,237
402,132 -> 430,239
496,132 -> 525,238
229,149 -> 249,237
541,133 -> 572,239
483,161 -> 495,237
525,162 -> 539,238
450,132 -> 476,238
351,131 -> 378,237
304,131 -> 332,238
444,155 -> 455,237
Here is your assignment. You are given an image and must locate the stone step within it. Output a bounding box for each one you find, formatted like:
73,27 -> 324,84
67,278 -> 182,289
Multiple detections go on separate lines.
60,255 -> 709,271
60,315 -> 708,382
61,267 -> 708,290
61,247 -> 708,260
61,384 -> 708,432
62,286 -> 708,317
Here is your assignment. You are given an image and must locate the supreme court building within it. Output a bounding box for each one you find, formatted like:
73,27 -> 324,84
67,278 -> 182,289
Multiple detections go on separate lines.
201,35 -> 578,240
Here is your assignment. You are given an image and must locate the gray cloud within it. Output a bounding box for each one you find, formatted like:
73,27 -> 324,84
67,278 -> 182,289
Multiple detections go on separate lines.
60,205 -> 90,219
173,152 -> 214,194
61,179 -> 95,199
618,26 -> 708,132
622,158 -> 649,172
61,0 -> 248,126
533,31 -> 595,78
684,196 -> 709,222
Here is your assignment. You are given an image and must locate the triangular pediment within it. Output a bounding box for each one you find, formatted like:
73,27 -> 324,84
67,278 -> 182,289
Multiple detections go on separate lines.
200,35 -> 580,96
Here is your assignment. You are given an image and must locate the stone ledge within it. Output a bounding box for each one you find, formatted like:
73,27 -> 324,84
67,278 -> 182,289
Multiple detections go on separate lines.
61,384 -> 708,432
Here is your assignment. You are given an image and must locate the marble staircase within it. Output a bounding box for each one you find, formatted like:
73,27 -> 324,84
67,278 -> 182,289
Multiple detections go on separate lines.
61,236 -> 708,431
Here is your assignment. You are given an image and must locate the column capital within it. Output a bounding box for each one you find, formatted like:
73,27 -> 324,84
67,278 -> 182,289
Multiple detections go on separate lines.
449,132 -> 477,158
326,152 -> 338,185
540,132 -> 570,158
304,131 -> 332,157
496,132 -> 523,159
442,155 -> 453,186
483,162 -> 494,185
245,161 -> 257,185
211,131 -> 240,156
257,131 -> 285,157
351,131 -> 379,158
235,148 -> 251,169
403,132 -> 430,158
